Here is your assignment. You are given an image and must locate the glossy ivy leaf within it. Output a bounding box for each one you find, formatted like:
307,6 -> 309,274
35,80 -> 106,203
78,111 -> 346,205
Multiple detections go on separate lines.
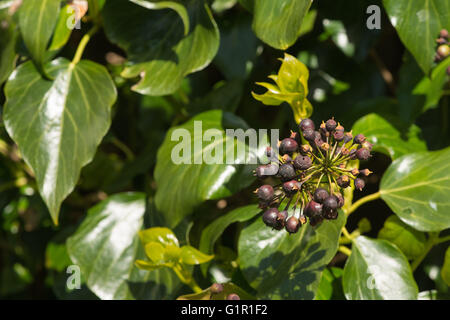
103,0 -> 219,96
383,0 -> 450,74
238,210 -> 346,299
48,3 -> 75,52
67,193 -> 181,299
154,110 -> 266,227
252,53 -> 312,124
239,0 -> 313,50
129,0 -> 190,35
342,236 -> 418,300
139,227 -> 179,247
180,246 -> 214,265
315,267 -> 343,300
352,113 -> 427,160
4,59 -> 116,224
378,215 -> 426,260
19,0 -> 61,69
442,247 -> 450,287
414,57 -> 450,112
177,282 -> 254,300
0,8 -> 17,85
199,204 -> 261,275
380,147 -> 450,232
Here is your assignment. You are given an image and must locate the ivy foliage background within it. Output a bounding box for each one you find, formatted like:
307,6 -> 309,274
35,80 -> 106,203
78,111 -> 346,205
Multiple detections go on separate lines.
0,0 -> 449,300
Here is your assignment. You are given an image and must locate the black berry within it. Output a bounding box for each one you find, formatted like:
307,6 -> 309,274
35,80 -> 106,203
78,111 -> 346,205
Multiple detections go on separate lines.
277,210 -> 288,225
334,193 -> 345,208
323,196 -> 338,211
309,215 -> 324,227
293,155 -> 312,170
300,118 -> 315,131
333,130 -> 344,141
353,134 -> 366,144
355,178 -> 365,191
304,200 -> 322,218
262,208 -> 279,227
303,128 -> 316,142
283,180 -> 299,195
323,207 -> 338,220
285,216 -> 301,234
343,132 -> 353,144
279,163 -> 296,181
326,118 -> 337,132
313,188 -> 329,203
257,185 -> 274,201
356,147 -> 371,161
280,138 -> 298,154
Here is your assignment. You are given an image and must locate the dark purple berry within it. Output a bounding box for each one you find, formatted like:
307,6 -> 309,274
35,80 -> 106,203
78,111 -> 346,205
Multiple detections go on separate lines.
285,216 -> 301,234
293,155 -> 312,170
279,163 -> 296,181
279,138 -> 298,154
210,283 -> 224,294
313,188 -> 329,204
323,207 -> 338,220
283,180 -> 299,195
304,200 -> 322,218
300,118 -> 315,131
355,178 -> 365,191
356,147 -> 371,161
333,130 -> 344,141
319,122 -> 329,139
303,128 -> 316,142
323,196 -> 338,211
361,141 -> 373,151
262,208 -> 279,227
257,185 -> 274,201
337,175 -> 350,188
343,132 -> 353,144
326,118 -> 337,132
353,134 -> 366,144
334,193 -> 345,208
227,293 -> 240,300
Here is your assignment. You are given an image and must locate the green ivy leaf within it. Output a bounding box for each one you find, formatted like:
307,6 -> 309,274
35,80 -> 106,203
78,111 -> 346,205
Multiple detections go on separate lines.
380,147 -> 450,232
352,113 -> 427,160
238,210 -> 346,299
4,59 -> 116,224
383,0 -> 450,74
252,53 -> 312,123
315,267 -> 343,300
378,215 -> 427,260
139,227 -> 179,247
177,282 -> 254,300
48,3 -> 75,52
18,0 -> 61,70
199,205 -> 261,275
414,57 -> 450,111
129,0 -> 190,35
67,193 -> 180,299
442,247 -> 450,287
154,110 -> 266,227
103,0 -> 219,96
239,0 -> 313,50
342,236 -> 418,300
180,246 -> 214,265
0,8 -> 17,85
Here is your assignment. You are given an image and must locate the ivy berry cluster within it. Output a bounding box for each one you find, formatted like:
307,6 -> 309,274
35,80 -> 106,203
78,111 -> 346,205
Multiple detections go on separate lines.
255,118 -> 373,234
